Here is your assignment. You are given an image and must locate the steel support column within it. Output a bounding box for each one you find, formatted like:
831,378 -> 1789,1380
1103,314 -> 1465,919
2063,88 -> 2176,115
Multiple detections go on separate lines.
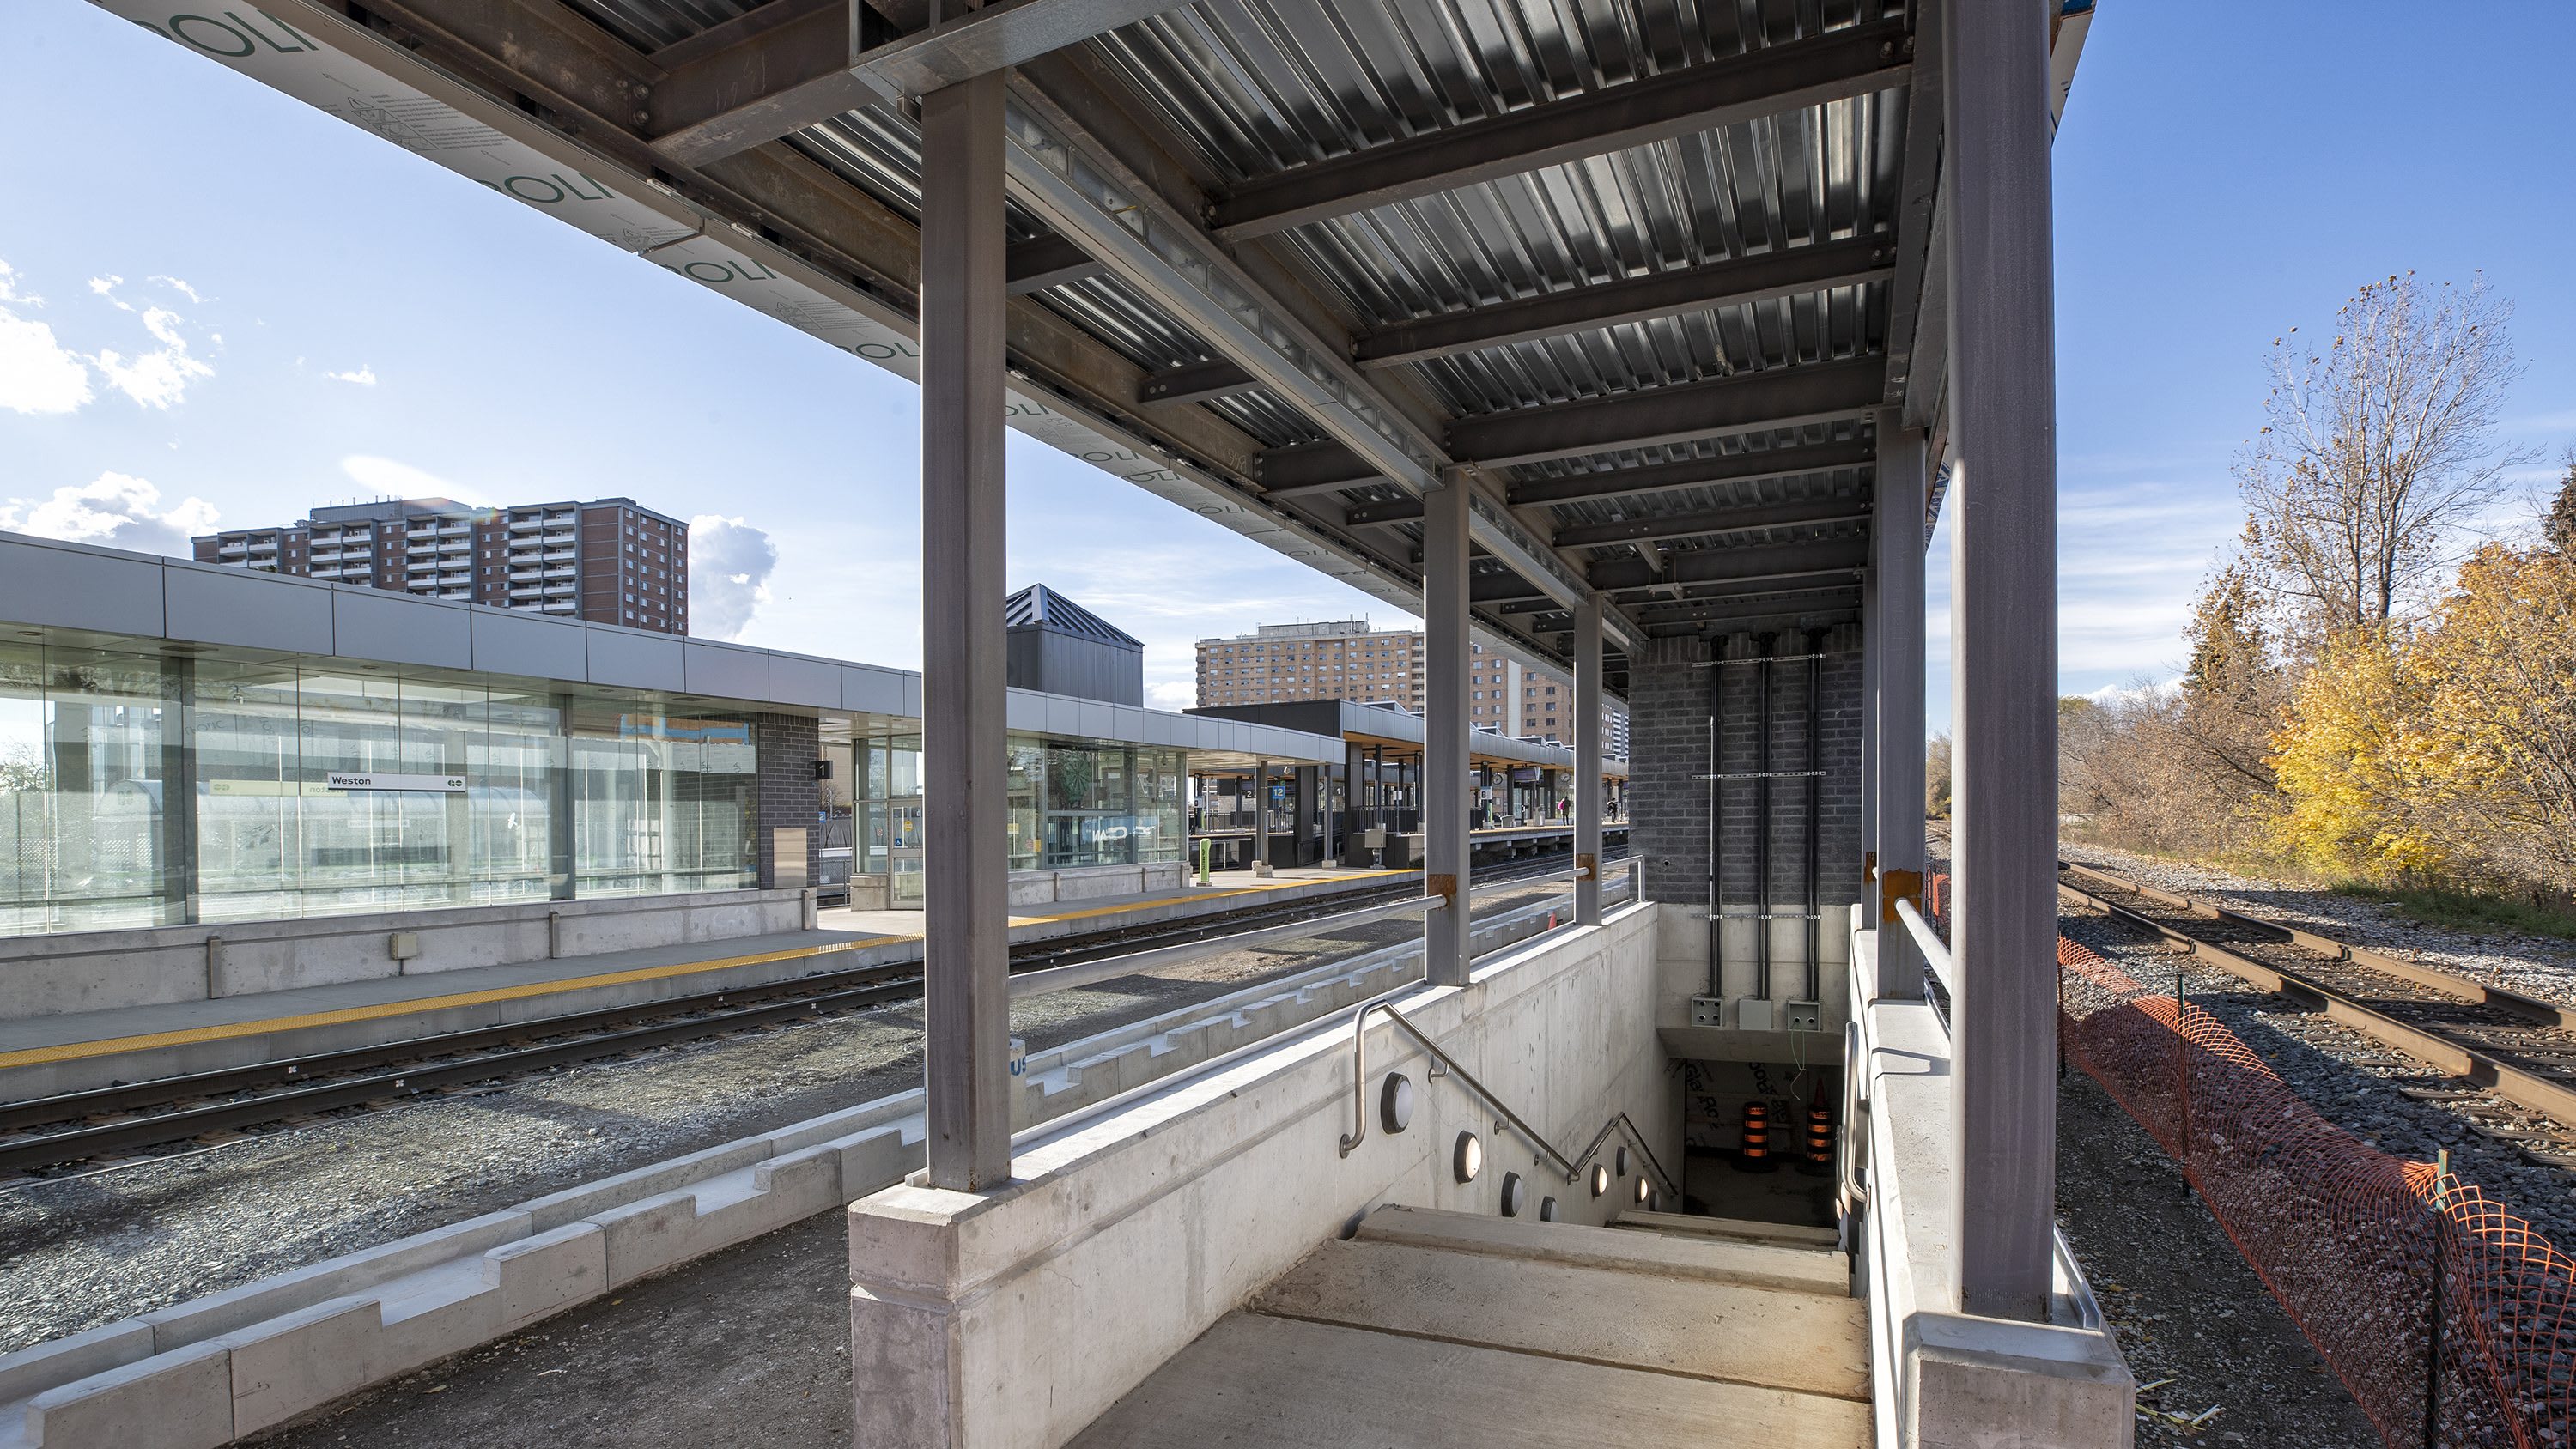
1573,592 -> 1605,925
1873,414 -> 1928,999
918,67 -> 1012,1194
1859,555 -> 1880,926
1945,0 -> 2059,1323
1342,740 -> 1365,867
1423,476 -> 1472,984
1253,757 -> 1271,876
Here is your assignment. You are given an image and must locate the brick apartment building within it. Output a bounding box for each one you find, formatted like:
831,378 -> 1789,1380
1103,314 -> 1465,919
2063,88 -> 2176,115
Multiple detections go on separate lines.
194,496 -> 690,634
1194,618 -> 1626,755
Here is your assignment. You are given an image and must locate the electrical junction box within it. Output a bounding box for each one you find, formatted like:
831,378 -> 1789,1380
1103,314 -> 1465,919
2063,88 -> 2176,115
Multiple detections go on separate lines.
1783,1000 -> 1822,1034
386,931 -> 420,961
1689,996 -> 1724,1028
1735,997 -> 1774,1033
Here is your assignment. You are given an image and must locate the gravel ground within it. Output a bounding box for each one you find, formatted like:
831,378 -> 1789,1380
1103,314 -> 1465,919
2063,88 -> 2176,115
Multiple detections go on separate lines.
2056,1070 -> 2377,1447
0,882 -> 1575,1359
261,1209 -> 852,1449
2061,904 -> 2576,1252
2062,837 -> 2576,1009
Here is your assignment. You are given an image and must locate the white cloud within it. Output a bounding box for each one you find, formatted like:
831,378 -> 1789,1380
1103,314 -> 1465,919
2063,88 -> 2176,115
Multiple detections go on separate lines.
0,472 -> 218,555
0,258 -> 95,415
1147,680 -> 1196,711
690,515 -> 778,640
91,306 -> 215,408
149,275 -> 205,304
2084,678 -> 2181,707
338,455 -> 491,507
325,365 -> 378,386
87,275 -> 128,309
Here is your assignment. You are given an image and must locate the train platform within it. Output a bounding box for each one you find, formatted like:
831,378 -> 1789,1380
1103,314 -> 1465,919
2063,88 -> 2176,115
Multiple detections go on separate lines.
0,863 -> 1413,1106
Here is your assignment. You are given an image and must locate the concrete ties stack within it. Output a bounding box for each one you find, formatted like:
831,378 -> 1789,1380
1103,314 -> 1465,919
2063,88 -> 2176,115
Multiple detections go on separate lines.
1066,1203 -> 1870,1447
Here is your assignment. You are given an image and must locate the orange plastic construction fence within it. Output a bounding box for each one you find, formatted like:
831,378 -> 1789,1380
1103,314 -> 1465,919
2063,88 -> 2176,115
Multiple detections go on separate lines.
1926,874 -> 2572,1448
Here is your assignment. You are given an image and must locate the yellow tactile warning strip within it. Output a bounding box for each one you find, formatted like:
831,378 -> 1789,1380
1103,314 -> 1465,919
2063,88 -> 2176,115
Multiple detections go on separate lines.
0,868 -> 1420,1073
0,936 -> 921,1072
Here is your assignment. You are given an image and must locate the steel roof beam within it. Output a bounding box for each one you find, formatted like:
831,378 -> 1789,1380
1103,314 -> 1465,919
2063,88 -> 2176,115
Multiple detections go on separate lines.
1551,500 -> 1872,549
1506,435 -> 1876,508
1140,358 -> 1258,405
1211,18 -> 1911,240
1352,236 -> 1893,370
1007,234 -> 1102,293
1589,537 -> 1868,592
1449,357 -> 1886,470
1880,0 -> 1946,418
648,0 -> 1199,166
1339,435 -> 1874,524
1628,585 -> 1864,623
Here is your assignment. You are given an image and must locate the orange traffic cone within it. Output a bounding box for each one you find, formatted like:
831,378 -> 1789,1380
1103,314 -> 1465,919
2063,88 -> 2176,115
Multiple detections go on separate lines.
1739,1100 -> 1775,1172
1801,1083 -> 1833,1176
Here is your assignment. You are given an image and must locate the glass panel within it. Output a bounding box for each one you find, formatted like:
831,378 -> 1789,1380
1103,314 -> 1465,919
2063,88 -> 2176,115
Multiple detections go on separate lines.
1005,736 -> 1040,872
192,658 -> 304,923
572,709 -> 756,899
0,644 -> 182,934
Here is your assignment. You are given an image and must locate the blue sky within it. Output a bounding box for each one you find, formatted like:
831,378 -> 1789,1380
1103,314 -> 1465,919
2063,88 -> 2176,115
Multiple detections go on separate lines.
3,1 -> 2571,726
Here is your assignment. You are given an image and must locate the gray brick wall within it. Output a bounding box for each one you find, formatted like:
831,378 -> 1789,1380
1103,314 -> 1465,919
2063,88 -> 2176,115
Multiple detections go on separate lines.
1629,623 -> 1864,921
753,712 -> 821,890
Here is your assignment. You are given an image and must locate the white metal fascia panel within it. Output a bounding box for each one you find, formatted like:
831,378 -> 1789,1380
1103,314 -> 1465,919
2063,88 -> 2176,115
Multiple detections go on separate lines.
767,651 -> 841,709
0,535 -> 164,637
163,561 -> 335,655
1005,688 -> 1049,733
586,627 -> 684,691
471,607 -> 589,681
333,588 -> 471,671
683,640 -> 770,701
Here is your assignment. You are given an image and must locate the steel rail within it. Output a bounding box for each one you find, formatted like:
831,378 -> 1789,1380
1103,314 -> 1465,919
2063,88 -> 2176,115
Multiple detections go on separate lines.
2056,864 -> 2576,1128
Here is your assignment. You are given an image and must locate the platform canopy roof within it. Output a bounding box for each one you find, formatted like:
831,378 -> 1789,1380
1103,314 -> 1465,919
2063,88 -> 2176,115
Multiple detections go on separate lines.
116,0 -> 2089,694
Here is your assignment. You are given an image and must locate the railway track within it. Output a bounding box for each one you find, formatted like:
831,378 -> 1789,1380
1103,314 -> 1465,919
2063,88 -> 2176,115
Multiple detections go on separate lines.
0,853 -> 1617,1181
2057,858 -> 2576,1169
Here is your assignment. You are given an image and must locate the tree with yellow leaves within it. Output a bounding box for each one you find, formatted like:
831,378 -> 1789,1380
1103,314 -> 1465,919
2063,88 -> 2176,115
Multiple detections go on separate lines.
2269,542 -> 2576,895
2269,627 -> 2447,881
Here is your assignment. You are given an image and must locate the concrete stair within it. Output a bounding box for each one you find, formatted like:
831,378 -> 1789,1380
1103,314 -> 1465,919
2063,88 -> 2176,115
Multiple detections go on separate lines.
1067,1203 -> 1872,1447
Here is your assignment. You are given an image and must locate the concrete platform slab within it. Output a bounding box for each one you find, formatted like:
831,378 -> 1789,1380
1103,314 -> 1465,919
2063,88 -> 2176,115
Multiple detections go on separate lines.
1253,1238 -> 1869,1401
1065,1312 -> 1871,1449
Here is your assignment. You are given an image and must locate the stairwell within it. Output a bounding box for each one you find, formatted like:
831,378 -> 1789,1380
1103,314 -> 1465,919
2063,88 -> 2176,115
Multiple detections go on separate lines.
1068,1203 -> 1871,1446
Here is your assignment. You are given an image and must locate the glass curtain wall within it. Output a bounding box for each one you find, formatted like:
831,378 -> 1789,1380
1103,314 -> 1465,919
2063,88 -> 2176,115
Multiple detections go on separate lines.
853,730 -> 1185,878
0,643 -> 180,935
0,642 -> 759,938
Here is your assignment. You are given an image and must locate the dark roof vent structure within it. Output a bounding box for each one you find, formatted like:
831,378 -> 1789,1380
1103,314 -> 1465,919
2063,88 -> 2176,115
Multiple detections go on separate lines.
1005,584 -> 1145,706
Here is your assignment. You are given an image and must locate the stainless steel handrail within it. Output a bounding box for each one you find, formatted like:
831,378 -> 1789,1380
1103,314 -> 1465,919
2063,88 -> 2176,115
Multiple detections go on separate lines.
1338,996 -> 1577,1177
1569,1112 -> 1684,1201
1336,994 -> 1680,1203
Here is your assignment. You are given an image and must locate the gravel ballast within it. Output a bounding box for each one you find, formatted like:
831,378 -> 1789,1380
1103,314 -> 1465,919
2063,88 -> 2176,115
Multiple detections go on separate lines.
0,882 -> 1577,1360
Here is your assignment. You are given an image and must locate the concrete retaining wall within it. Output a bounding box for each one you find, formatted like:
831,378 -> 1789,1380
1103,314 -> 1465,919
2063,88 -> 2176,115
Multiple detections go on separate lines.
0,890 -> 811,1022
1003,862 -> 1188,907
844,901 -> 1672,1449
0,893 -> 1592,1449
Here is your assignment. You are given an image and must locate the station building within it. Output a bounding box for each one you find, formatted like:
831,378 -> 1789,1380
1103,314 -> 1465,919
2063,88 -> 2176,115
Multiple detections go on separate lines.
0,531 -> 1348,943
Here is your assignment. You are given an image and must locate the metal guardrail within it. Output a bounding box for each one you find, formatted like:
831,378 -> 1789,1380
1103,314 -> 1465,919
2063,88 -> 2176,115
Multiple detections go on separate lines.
1891,897 -> 1954,1017
1006,858 -> 1628,1000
